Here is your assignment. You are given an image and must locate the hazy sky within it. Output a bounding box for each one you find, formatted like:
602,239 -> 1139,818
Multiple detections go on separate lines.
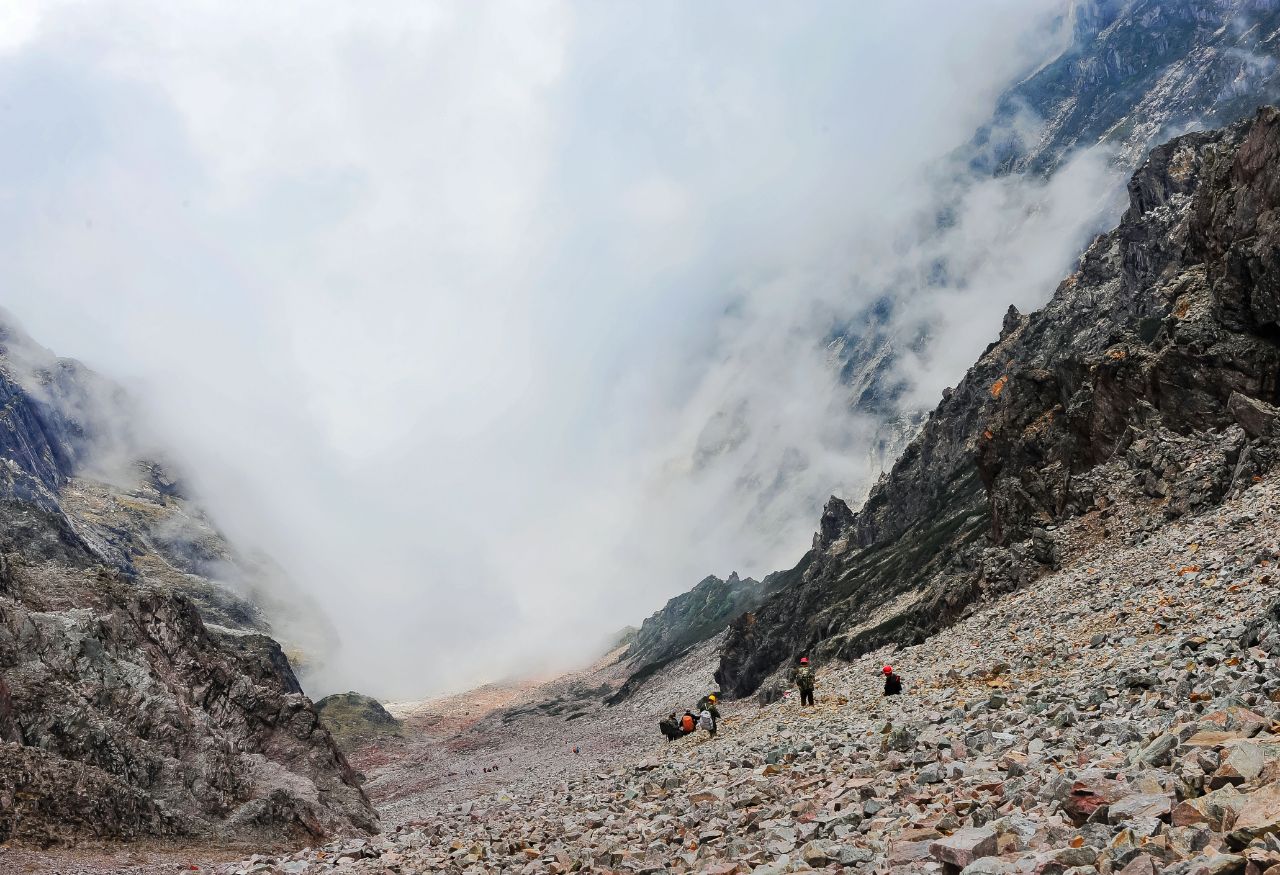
0,1 -> 1122,697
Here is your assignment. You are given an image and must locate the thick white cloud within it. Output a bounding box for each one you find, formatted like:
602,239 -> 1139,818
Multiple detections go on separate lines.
0,0 -> 1118,697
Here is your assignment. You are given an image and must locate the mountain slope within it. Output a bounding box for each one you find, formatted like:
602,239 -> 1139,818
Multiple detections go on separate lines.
0,318 -> 375,845
224,466 -> 1280,874
632,1 -> 1280,669
717,106 -> 1280,698
977,0 -> 1280,175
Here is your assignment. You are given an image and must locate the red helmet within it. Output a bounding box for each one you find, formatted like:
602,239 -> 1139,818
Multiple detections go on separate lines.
799,657 -> 809,664
883,665 -> 893,674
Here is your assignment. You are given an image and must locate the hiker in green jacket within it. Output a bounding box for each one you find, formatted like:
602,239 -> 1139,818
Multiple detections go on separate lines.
793,656 -> 815,707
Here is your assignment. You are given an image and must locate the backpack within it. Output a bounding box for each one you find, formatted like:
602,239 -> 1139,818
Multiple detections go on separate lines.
796,666 -> 814,690
697,711 -> 713,731
681,714 -> 695,733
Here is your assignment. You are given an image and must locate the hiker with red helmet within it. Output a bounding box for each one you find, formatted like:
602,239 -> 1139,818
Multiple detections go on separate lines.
792,656 -> 816,707
883,665 -> 903,697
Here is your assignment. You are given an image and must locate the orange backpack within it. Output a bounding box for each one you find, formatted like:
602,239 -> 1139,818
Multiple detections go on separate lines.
680,714 -> 695,733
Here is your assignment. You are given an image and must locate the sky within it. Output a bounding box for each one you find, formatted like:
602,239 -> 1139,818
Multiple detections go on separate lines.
0,1 -> 1124,697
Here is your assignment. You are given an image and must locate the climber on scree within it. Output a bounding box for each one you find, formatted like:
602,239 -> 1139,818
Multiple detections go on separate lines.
883,665 -> 903,696
793,656 -> 815,707
697,694 -> 720,736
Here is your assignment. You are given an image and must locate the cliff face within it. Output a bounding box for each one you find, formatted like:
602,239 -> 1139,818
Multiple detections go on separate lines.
0,320 -> 375,845
717,107 -> 1280,698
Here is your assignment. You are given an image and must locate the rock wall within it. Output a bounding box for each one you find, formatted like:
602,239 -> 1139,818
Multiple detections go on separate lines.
0,559 -> 377,846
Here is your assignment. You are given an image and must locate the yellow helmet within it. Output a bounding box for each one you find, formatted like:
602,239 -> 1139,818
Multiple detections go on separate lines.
708,695 -> 717,702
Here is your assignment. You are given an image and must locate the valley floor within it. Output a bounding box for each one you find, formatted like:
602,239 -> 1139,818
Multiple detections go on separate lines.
199,470 -> 1280,873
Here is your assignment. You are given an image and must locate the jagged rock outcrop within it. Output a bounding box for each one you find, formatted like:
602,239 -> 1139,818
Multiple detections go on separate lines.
0,562 -> 377,846
814,497 -> 856,552
625,572 -> 778,667
610,572 -> 785,704
0,316 -> 376,845
718,107 -> 1280,698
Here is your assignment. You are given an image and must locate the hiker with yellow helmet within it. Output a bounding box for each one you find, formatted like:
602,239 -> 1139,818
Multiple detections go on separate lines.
697,693 -> 720,736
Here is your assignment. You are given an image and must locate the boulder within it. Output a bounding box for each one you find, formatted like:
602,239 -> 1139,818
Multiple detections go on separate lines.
1230,781 -> 1280,845
1064,777 -> 1131,824
1228,392 -> 1280,439
930,828 -> 998,869
1108,793 -> 1172,824
1172,786 -> 1247,830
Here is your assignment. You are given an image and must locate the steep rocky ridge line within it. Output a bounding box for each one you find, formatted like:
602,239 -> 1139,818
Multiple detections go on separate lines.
716,106 -> 1280,699
0,318 -> 376,846
608,572 -> 787,705
829,0 -> 1280,494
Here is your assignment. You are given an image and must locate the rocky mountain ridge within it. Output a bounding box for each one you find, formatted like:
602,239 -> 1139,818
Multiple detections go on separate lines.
0,318 -> 374,845
829,0 -> 1280,494
976,0 -> 1280,175
625,573 -> 766,663
716,106 -> 1280,700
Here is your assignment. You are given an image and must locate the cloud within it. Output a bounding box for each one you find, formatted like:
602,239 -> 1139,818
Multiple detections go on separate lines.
0,0 -> 1121,697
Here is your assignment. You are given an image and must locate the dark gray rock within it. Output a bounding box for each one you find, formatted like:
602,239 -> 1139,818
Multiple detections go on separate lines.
1228,392 -> 1280,439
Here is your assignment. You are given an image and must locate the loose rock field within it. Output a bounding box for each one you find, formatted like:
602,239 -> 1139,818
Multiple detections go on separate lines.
220,472 -> 1280,874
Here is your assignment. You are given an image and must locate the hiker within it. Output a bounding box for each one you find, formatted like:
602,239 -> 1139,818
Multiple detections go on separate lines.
699,694 -> 720,736
883,665 -> 903,696
794,656 -> 815,707
659,713 -> 681,741
680,710 -> 696,735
